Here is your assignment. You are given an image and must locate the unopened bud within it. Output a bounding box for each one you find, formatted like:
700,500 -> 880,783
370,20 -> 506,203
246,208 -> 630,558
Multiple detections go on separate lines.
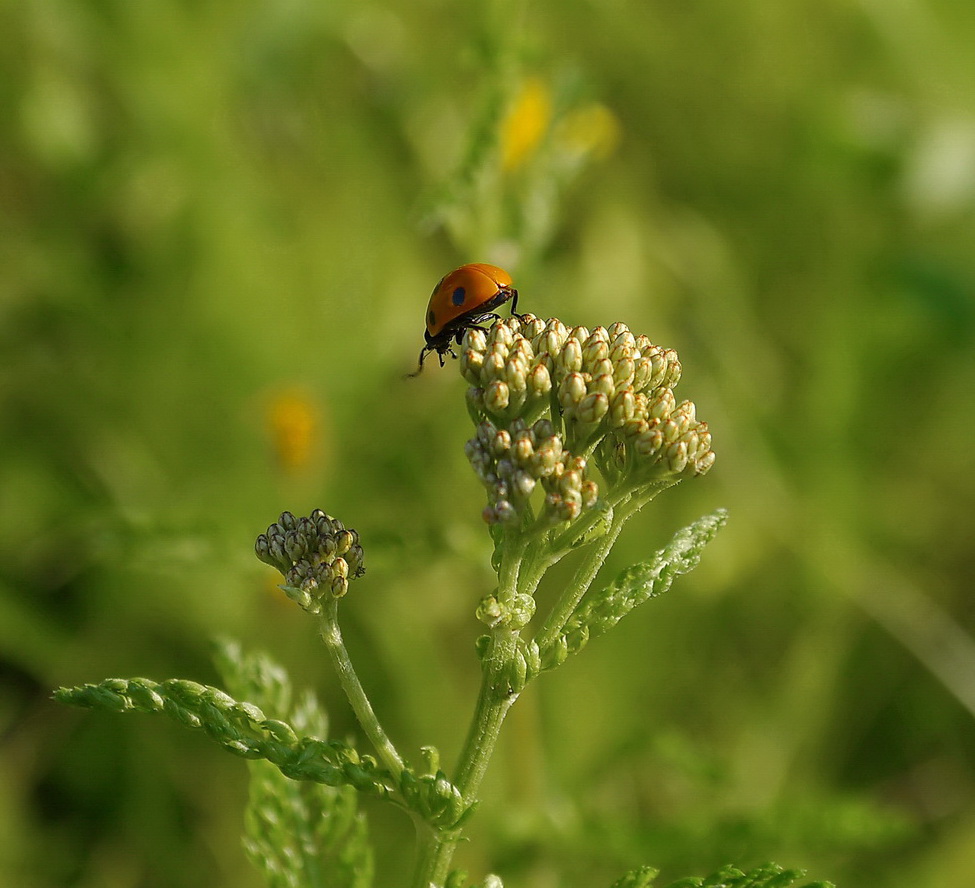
485,380 -> 510,413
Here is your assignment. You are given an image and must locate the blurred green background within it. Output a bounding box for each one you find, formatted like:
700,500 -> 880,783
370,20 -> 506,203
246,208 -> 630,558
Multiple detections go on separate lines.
3,1 -> 975,886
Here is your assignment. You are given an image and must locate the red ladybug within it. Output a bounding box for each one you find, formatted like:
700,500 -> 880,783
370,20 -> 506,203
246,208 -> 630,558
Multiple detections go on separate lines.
407,263 -> 520,376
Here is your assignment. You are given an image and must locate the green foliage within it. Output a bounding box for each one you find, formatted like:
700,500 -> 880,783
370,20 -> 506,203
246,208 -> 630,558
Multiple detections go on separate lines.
542,509 -> 728,669
215,641 -> 373,888
7,0 -> 975,885
53,677 -> 394,797
659,863 -> 832,888
611,862 -> 832,888
611,866 -> 660,888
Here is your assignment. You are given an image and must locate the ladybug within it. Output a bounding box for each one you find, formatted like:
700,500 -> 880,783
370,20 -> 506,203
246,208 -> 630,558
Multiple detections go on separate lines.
407,263 -> 520,376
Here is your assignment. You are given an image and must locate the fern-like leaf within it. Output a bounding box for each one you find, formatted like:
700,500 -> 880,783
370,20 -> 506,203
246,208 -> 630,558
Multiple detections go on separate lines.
54,677 -> 394,798
659,862 -> 834,888
610,865 -> 659,888
215,640 -> 373,888
541,509 -> 728,667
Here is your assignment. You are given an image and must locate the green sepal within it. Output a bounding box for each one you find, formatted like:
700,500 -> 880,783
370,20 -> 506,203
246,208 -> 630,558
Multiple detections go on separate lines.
419,745 -> 441,775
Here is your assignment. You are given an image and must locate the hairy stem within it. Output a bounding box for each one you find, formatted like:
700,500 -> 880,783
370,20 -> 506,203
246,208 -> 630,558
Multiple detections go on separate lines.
409,821 -> 462,888
319,599 -> 405,779
454,534 -> 523,800
410,539 -> 525,887
534,504 -> 631,652
409,629 -> 517,888
454,629 -> 520,800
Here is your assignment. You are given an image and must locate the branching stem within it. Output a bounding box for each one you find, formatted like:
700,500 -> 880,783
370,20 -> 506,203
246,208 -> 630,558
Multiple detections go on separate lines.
535,496 -> 635,651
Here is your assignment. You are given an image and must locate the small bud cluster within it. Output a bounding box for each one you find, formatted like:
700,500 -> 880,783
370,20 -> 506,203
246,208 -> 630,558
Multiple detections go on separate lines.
399,769 -> 469,829
255,510 -> 364,607
465,418 -> 599,526
462,315 -> 714,484
607,387 -> 716,481
461,321 -> 554,420
476,591 -> 536,629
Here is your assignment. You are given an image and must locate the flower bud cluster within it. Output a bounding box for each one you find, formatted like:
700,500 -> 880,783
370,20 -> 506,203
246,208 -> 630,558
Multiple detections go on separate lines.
465,418 -> 599,526
610,389 -> 716,481
462,315 -> 714,482
255,510 -> 365,606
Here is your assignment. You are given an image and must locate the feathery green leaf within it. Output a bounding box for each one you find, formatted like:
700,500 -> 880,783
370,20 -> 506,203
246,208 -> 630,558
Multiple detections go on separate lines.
216,641 -> 373,888
54,677 -> 394,798
541,509 -> 728,666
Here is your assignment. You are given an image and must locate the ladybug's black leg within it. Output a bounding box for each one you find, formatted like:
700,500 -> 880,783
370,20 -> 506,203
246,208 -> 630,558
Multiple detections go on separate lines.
460,315 -> 501,338
453,323 -> 490,347
405,345 -> 431,379
437,344 -> 459,367
509,287 -> 522,318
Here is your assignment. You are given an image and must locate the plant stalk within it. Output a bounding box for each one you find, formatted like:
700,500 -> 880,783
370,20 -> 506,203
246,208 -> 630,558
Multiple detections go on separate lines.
319,599 -> 405,779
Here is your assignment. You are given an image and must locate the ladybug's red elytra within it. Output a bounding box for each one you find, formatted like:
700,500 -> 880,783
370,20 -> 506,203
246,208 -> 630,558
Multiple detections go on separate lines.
407,263 -> 520,377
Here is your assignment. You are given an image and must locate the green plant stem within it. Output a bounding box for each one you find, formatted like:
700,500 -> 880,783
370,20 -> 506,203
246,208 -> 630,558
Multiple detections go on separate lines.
319,599 -> 405,780
518,503 -> 613,595
534,494 -> 639,651
410,540 -> 525,888
533,479 -> 681,652
412,630 -> 518,888
409,628 -> 519,888
410,821 -> 461,888
454,628 -> 520,799
454,537 -> 522,798
407,485 -> 680,886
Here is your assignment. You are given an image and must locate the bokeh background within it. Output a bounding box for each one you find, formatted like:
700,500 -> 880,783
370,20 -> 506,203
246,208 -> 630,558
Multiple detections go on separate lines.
3,1 -> 975,886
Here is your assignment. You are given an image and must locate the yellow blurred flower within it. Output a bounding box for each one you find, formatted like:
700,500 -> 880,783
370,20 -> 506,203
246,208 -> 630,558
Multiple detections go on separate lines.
500,77 -> 620,173
265,387 -> 323,474
554,102 -> 621,161
500,77 -> 553,172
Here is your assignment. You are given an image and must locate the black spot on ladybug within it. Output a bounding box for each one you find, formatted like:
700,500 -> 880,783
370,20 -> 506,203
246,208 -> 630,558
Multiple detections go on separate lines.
428,309 -> 437,327
451,286 -> 466,306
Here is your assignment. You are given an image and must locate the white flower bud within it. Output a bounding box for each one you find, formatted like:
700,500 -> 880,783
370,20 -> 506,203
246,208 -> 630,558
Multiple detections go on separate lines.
485,380 -> 510,413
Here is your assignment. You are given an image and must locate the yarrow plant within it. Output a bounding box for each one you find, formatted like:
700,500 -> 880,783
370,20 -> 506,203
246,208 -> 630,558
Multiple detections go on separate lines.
55,310 -> 833,888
